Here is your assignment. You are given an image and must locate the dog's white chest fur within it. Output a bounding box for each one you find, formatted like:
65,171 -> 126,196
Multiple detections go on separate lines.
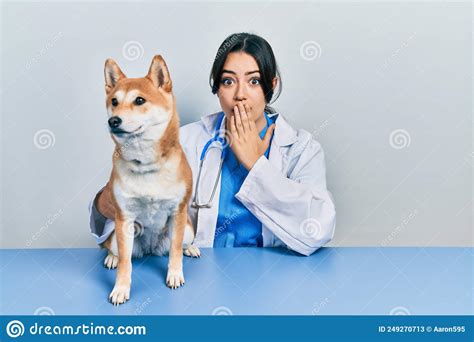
113,153 -> 185,230
118,136 -> 160,166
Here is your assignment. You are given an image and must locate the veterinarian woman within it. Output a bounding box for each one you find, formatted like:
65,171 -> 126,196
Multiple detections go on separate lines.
89,33 -> 336,256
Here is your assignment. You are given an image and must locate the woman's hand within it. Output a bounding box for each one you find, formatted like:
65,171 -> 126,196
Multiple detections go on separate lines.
227,102 -> 275,171
95,184 -> 116,221
95,184 -> 144,235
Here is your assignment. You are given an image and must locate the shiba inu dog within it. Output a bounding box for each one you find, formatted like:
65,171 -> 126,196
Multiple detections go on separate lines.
99,55 -> 200,306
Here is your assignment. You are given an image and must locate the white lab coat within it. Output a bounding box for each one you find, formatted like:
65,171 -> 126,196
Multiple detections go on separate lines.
89,111 -> 336,256
180,111 -> 336,256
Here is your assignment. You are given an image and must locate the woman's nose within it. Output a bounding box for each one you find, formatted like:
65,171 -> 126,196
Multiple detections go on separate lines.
234,83 -> 247,101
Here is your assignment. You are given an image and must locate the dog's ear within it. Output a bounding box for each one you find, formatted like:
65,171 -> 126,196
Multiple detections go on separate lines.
146,55 -> 172,92
104,59 -> 126,94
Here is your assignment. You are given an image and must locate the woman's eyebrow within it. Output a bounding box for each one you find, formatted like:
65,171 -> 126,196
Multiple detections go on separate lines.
222,69 -> 260,76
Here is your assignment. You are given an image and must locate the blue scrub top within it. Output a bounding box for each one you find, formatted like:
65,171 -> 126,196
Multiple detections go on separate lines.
214,112 -> 276,247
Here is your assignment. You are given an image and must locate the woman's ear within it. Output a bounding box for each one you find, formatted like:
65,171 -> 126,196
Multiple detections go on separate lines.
272,77 -> 278,90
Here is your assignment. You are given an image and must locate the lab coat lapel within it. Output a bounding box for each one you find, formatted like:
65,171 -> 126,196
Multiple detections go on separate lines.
261,114 -> 297,247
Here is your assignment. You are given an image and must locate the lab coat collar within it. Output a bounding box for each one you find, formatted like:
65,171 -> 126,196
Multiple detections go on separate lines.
268,113 -> 297,147
200,111 -> 224,136
200,111 -> 297,147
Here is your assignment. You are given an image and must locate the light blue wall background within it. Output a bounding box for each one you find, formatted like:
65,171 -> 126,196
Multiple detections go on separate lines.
1,1 -> 472,248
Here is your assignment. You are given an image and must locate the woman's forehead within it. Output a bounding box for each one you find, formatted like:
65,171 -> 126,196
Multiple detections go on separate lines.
222,52 -> 259,74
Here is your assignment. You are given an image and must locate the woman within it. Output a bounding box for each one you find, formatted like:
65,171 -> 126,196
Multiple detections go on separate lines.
89,33 -> 336,256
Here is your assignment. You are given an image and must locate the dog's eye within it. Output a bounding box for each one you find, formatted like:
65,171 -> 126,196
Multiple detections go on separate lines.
134,97 -> 146,106
111,98 -> 118,107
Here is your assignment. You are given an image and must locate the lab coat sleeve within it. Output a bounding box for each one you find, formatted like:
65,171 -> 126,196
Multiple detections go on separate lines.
88,186 -> 108,240
235,139 -> 336,256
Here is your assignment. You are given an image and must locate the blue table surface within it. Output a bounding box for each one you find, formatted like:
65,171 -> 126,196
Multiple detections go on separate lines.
0,247 -> 472,315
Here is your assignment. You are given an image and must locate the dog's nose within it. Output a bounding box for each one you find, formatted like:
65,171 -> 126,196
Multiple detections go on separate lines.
108,116 -> 122,129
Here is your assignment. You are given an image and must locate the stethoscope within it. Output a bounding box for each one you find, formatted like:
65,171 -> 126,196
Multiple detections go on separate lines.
191,111 -> 273,209
191,112 -> 228,208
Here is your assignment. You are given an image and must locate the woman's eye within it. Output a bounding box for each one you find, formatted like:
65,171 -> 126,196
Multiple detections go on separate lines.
221,78 -> 233,86
250,78 -> 261,85
134,97 -> 146,105
111,98 -> 118,106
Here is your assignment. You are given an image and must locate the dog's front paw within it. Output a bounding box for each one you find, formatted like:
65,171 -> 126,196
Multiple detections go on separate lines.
104,253 -> 118,269
183,245 -> 201,258
166,268 -> 185,289
109,284 -> 130,306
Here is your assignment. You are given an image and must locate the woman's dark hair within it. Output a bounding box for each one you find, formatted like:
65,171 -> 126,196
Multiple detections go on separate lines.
209,33 -> 282,113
